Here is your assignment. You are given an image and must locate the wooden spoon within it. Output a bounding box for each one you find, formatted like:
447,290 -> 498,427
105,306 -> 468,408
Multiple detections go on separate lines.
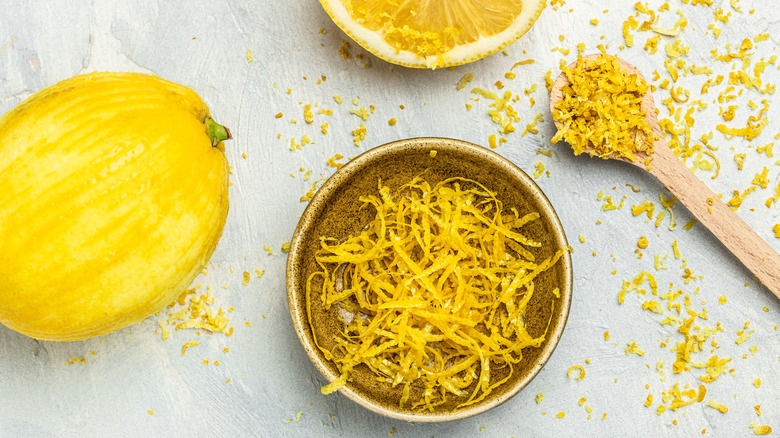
550,54 -> 780,300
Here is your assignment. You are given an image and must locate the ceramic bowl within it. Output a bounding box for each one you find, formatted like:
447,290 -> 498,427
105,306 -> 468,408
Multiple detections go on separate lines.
286,137 -> 572,422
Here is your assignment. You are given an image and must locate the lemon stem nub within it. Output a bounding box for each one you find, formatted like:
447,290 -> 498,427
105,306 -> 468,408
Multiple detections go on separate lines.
206,116 -> 231,147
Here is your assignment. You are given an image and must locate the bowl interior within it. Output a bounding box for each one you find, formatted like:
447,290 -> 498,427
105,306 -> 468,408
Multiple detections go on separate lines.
287,137 -> 572,422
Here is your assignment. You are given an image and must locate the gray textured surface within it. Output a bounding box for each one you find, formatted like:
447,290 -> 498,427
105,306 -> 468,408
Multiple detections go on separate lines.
0,1 -> 778,437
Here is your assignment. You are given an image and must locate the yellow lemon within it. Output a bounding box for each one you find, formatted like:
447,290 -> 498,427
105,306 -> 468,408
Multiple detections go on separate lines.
0,72 -> 230,341
319,0 -> 546,69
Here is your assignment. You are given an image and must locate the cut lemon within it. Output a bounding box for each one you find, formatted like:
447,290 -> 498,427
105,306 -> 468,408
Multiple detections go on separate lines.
320,0 -> 547,69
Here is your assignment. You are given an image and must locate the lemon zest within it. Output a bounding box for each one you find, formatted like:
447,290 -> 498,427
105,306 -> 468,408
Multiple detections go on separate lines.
307,177 -> 567,411
567,364 -> 586,380
706,400 -> 728,413
551,48 -> 654,161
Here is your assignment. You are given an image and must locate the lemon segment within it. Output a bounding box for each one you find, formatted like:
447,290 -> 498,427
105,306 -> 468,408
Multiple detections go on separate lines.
320,0 -> 547,68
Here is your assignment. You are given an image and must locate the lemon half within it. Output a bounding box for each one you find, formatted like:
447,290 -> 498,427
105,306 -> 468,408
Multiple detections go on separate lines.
319,0 -> 547,69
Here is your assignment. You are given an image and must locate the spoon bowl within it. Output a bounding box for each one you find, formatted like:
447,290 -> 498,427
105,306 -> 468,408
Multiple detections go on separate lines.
550,54 -> 656,166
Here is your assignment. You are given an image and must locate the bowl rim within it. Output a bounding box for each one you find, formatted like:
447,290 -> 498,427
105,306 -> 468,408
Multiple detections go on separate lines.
286,137 -> 573,422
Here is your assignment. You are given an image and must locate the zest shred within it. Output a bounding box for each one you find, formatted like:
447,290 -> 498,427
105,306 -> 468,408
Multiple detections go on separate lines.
306,177 -> 567,411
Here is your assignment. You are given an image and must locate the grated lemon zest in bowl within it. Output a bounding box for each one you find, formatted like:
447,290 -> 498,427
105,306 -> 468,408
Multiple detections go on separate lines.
306,177 -> 567,411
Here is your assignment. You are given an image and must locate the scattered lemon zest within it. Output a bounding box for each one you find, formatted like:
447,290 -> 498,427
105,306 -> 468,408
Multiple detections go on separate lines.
456,73 -> 475,91
165,286 -> 232,336
752,425 -> 772,435
567,364 -> 586,380
181,341 -> 199,356
706,400 -> 728,413
626,341 -> 646,356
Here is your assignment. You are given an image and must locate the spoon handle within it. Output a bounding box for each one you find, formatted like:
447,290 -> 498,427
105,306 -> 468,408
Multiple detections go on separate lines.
647,138 -> 780,300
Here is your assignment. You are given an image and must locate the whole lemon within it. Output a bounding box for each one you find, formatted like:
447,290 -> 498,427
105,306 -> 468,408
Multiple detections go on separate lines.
0,72 -> 230,341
